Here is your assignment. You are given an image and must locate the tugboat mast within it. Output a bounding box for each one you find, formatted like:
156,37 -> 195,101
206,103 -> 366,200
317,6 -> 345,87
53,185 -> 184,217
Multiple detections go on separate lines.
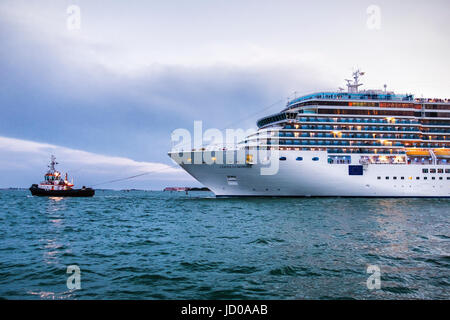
47,155 -> 58,174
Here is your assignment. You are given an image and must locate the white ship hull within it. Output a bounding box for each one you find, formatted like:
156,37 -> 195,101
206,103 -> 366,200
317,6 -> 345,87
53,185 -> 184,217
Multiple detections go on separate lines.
174,150 -> 449,197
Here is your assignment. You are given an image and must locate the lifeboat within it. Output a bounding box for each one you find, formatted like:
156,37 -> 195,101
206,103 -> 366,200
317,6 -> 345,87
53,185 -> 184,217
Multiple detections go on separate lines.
434,149 -> 450,157
406,149 -> 430,156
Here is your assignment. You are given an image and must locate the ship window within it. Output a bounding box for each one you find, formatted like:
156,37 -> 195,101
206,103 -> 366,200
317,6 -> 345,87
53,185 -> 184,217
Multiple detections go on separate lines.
386,177 -> 389,180
312,157 -> 319,161
401,177 -> 404,180
447,177 -> 450,180
430,169 -> 436,173
439,177 -> 443,180
377,176 -> 381,180
422,169 -> 428,173
296,157 -> 303,161
226,176 -> 238,186
437,169 -> 443,173
432,177 -> 436,180
279,157 -> 287,161
416,177 -> 420,180
393,177 -> 397,180
446,169 -> 450,173
424,177 -> 427,180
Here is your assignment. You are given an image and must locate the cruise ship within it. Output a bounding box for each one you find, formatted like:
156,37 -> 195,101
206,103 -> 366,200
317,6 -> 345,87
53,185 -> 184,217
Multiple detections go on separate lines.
169,71 -> 449,197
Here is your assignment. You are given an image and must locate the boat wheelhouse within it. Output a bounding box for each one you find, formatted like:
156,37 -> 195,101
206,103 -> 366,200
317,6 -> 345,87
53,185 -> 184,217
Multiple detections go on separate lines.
38,155 -> 74,191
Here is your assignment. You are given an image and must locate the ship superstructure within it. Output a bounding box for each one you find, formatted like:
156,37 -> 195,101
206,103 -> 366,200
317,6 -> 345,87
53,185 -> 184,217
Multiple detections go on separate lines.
38,155 -> 74,191
170,71 -> 449,197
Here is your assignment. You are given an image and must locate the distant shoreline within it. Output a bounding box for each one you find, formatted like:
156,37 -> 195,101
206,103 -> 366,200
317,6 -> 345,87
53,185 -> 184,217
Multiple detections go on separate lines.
163,187 -> 210,192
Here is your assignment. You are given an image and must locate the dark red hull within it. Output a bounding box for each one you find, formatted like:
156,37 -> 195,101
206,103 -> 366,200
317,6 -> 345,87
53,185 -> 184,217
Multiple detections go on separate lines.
29,185 -> 95,197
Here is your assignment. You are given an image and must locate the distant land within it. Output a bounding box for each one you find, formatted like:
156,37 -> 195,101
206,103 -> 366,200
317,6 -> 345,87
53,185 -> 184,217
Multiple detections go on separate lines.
163,187 -> 210,192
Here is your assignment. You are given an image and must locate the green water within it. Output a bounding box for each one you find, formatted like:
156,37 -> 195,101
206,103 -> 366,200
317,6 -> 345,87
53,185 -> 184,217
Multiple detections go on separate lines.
0,190 -> 448,299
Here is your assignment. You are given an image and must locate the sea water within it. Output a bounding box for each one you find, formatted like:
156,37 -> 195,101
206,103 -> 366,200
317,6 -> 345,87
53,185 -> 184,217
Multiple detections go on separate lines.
0,190 -> 448,299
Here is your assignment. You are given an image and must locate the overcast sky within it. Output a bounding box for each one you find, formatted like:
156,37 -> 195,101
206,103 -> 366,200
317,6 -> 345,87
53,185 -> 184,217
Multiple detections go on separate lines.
0,0 -> 448,189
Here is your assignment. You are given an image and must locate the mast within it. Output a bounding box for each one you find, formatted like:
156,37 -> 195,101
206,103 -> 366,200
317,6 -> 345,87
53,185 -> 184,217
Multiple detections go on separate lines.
345,69 -> 365,93
47,155 -> 58,174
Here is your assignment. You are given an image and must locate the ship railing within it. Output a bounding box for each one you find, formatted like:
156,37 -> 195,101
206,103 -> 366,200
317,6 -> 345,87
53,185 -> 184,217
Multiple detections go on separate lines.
170,142 -> 245,153
295,117 -> 421,125
415,98 -> 450,103
286,92 -> 414,107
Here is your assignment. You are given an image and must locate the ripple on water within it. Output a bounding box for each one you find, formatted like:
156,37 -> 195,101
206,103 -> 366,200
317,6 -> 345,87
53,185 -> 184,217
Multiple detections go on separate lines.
249,237 -> 286,245
382,286 -> 418,295
180,261 -> 222,272
269,265 -> 321,277
220,266 -> 260,274
128,274 -> 188,285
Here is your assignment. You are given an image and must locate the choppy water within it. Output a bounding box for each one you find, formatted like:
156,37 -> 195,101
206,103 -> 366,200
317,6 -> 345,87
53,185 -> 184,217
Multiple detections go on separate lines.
0,190 -> 449,299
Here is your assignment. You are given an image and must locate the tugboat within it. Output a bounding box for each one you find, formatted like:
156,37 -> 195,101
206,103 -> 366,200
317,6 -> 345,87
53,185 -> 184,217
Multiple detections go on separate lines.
29,155 -> 95,197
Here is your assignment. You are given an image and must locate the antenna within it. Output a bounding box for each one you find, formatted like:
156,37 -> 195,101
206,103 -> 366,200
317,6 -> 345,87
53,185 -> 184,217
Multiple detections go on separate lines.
384,84 -> 387,93
345,69 -> 364,93
48,155 -> 58,173
352,69 -> 363,86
